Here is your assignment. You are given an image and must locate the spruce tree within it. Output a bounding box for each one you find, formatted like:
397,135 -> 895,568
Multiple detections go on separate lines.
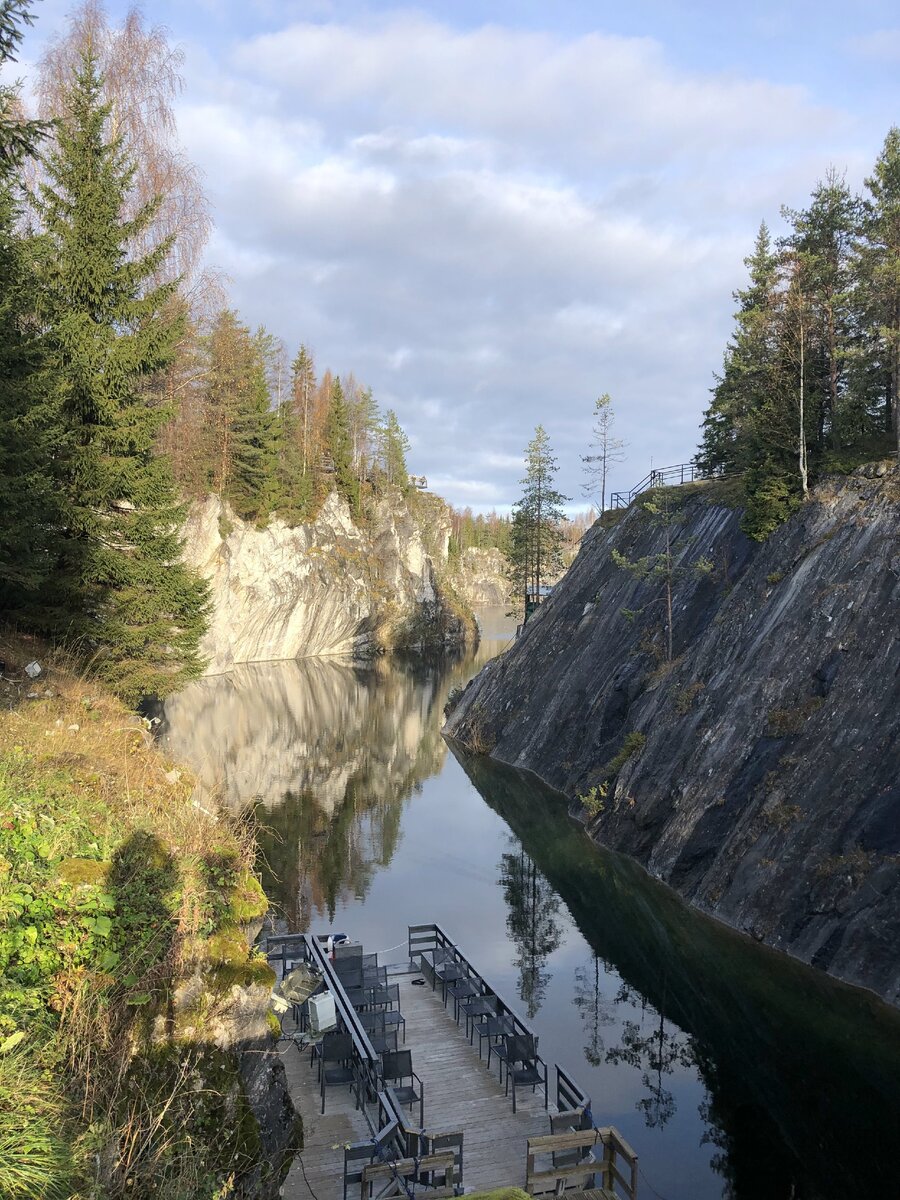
200,309 -> 278,523
0,1 -> 60,611
858,127 -> 900,457
0,186 -> 64,610
34,54 -> 208,702
324,377 -> 360,516
697,222 -> 780,476
379,409 -> 411,493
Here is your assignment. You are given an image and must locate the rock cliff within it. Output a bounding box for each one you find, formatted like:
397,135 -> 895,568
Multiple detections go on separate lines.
444,463 -> 900,1004
453,547 -> 511,607
182,490 -> 475,673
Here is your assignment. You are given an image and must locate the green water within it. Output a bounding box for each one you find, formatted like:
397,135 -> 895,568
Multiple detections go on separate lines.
161,610 -> 900,1199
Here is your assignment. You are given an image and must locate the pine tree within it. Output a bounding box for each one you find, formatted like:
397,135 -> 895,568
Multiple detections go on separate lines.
506,425 -> 568,610
291,344 -> 317,476
34,54 -> 207,701
781,171 -> 861,451
581,393 -> 626,512
324,377 -> 360,515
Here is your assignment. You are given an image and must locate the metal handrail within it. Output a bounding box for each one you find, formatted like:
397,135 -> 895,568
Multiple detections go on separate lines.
610,460 -> 721,509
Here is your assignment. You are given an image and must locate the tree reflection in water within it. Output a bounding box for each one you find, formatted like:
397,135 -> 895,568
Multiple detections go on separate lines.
605,982 -> 695,1129
572,952 -> 614,1066
499,844 -> 563,1017
454,745 -> 900,1200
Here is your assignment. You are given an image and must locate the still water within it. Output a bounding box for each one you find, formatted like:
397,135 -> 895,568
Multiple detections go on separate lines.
161,609 -> 900,1200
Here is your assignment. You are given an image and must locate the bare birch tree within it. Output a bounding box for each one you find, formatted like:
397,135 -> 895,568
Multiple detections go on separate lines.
36,0 -> 211,295
582,393 -> 627,513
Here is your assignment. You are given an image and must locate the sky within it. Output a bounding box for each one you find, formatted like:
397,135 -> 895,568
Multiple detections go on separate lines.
10,1 -> 900,511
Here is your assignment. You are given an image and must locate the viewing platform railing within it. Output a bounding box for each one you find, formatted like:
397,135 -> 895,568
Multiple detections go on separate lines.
610,460 -> 723,509
267,925 -> 629,1195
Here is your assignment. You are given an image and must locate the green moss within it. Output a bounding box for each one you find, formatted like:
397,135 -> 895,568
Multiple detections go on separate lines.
203,925 -> 250,966
57,857 -> 110,886
229,870 -> 268,923
466,1190 -> 530,1200
208,958 -> 276,993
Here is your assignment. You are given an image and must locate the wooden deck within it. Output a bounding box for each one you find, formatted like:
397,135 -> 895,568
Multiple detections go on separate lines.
280,967 -> 553,1198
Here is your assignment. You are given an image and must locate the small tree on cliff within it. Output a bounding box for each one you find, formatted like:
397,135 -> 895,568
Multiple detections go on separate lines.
34,54 -> 207,700
612,492 -> 712,663
378,408 -> 411,493
582,393 -> 627,513
506,425 -> 569,607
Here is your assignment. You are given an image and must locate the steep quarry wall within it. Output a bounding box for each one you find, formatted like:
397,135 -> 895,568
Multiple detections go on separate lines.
444,464 -> 900,1004
183,491 -> 474,673
453,547 -> 511,607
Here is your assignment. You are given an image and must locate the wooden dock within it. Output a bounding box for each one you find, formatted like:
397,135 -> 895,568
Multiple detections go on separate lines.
269,924 -> 638,1199
280,966 -> 551,1198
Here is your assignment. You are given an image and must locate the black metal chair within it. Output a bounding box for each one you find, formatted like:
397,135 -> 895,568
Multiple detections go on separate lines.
447,974 -> 479,1024
380,1049 -> 424,1127
461,991 -> 498,1043
355,1009 -> 398,1056
503,1033 -> 548,1114
319,1032 -> 357,1113
484,1016 -> 518,1073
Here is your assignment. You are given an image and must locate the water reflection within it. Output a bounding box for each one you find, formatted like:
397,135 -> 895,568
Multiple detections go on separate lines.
159,615 -> 512,928
159,614 -> 900,1200
573,953 -> 614,1066
454,745 -> 900,1199
499,844 -> 563,1018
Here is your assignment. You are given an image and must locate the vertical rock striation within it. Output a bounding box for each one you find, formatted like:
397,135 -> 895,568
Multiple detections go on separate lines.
444,464 -> 900,1005
182,490 -> 475,673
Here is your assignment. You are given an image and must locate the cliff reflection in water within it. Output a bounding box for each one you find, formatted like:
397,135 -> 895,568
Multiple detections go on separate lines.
160,649 -> 479,927
455,745 -> 900,1200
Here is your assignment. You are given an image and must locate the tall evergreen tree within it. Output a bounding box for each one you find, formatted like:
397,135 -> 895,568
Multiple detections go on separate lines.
781,171 -> 861,450
324,377 -> 360,515
0,0 -> 60,610
0,186 -> 64,609
697,222 -> 780,476
379,409 -> 411,493
200,309 -> 278,522
34,54 -> 207,701
857,127 -> 900,457
506,425 -> 568,608
291,343 -> 317,475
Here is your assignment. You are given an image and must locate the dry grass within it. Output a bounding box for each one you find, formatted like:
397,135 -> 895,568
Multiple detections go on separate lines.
0,630 -> 225,866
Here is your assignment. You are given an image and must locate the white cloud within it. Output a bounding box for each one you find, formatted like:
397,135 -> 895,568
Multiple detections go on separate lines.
166,12 -> 866,508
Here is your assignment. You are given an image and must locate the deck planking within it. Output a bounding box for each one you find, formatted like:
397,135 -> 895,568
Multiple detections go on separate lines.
280,967 -> 554,1198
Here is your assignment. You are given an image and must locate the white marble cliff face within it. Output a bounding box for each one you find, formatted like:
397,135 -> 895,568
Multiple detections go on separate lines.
181,491 -> 450,673
455,547 -> 511,607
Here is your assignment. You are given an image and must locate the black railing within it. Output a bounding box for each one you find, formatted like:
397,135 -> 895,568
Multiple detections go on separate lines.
409,923 -> 595,1122
267,929 -> 457,1196
610,460 -> 715,509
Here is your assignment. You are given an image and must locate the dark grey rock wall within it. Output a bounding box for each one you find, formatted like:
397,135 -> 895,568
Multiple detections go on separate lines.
444,464 -> 900,1004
